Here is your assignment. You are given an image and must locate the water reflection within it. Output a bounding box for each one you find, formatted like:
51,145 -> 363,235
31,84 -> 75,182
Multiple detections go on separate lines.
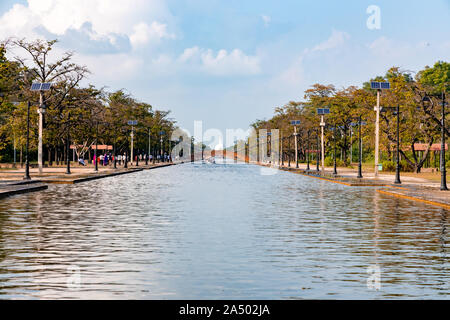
0,163 -> 448,299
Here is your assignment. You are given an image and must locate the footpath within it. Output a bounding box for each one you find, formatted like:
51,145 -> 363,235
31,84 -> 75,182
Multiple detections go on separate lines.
0,162 -> 175,199
263,162 -> 450,210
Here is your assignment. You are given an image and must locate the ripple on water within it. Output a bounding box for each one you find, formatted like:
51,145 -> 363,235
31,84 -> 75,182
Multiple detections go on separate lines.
0,163 -> 448,299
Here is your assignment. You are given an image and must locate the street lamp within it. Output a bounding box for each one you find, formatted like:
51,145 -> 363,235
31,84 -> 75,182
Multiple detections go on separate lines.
356,116 -> 367,179
317,108 -> 330,174
422,93 -> 448,191
381,106 -> 401,184
160,131 -> 165,162
316,129 -> 320,172
306,129 -> 311,171
65,112 -> 71,175
94,121 -> 99,172
371,81 -> 391,178
30,82 -> 52,175
146,127 -> 151,165
24,101 -> 31,180
290,120 -> 301,168
332,124 -> 338,175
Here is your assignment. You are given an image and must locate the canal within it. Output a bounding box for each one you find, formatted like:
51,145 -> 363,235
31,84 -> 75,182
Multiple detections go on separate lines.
0,162 -> 448,299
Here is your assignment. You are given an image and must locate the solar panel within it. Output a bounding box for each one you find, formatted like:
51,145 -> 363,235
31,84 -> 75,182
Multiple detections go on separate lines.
371,82 -> 381,90
371,81 -> 390,90
380,82 -> 390,89
41,83 -> 52,91
318,108 -> 330,115
30,83 -> 52,91
31,83 -> 41,91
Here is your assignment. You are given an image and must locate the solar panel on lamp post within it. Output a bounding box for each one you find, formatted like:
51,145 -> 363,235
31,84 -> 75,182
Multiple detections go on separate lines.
30,83 -> 52,175
371,81 -> 391,178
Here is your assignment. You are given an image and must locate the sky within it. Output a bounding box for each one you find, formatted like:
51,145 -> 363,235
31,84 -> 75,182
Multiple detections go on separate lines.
0,0 -> 449,147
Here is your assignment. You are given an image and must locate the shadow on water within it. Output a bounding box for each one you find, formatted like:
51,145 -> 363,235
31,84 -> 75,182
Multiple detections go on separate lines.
0,162 -> 448,299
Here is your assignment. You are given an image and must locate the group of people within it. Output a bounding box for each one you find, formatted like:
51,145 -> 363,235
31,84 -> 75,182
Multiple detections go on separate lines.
92,153 -> 114,166
89,153 -> 172,166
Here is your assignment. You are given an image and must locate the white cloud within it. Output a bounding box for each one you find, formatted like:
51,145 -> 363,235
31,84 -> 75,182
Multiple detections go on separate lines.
130,21 -> 175,48
179,47 -> 261,76
309,29 -> 350,53
179,46 -> 200,63
0,0 -> 173,49
261,15 -> 271,27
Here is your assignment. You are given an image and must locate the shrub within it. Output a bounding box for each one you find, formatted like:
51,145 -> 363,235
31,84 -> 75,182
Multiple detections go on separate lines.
325,156 -> 344,167
382,161 -> 395,172
400,160 -> 414,172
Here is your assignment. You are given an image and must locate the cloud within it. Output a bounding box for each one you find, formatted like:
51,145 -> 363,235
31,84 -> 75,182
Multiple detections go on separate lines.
0,0 -> 174,50
179,47 -> 261,76
130,21 -> 175,48
261,15 -> 271,27
309,29 -> 350,53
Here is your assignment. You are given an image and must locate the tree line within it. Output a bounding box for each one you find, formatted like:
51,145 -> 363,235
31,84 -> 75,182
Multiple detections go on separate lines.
250,62 -> 449,173
0,39 -> 178,165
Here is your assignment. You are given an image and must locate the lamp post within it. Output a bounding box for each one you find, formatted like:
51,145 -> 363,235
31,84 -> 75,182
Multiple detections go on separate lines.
290,120 -> 301,168
113,136 -> 117,169
136,147 -> 139,167
380,106 -> 402,184
160,131 -> 165,162
306,129 -> 310,171
316,130 -> 320,172
147,127 -> 151,165
65,112 -> 71,175
24,101 -> 31,180
333,123 -> 338,175
30,83 -> 52,175
288,135 -> 291,167
371,81 -> 391,178
94,121 -> 99,172
317,108 -> 330,174
357,116 -> 363,179
422,93 -> 448,191
394,105 -> 401,184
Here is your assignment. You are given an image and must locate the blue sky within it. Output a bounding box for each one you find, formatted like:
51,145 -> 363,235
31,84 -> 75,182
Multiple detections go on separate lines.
0,0 -> 449,146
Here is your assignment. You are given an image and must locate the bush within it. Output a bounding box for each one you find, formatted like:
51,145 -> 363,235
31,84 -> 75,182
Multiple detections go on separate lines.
400,160 -> 414,172
382,161 -> 395,172
325,156 -> 344,167
382,160 -> 414,172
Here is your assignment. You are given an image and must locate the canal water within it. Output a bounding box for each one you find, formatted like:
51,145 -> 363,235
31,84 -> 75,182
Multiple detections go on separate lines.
0,162 -> 448,299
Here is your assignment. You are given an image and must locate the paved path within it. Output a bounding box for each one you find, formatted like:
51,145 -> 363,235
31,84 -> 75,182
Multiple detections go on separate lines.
0,162 -> 176,198
260,162 -> 450,209
0,180 -> 48,199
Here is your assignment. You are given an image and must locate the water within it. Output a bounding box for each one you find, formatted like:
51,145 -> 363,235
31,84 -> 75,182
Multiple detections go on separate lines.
0,162 -> 448,299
